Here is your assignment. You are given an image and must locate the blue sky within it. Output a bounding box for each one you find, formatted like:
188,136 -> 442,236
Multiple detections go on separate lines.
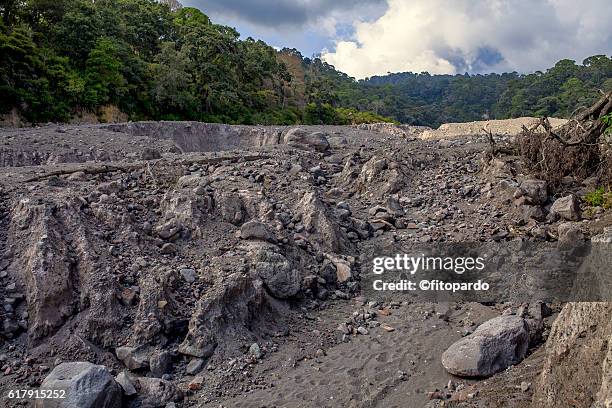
183,0 -> 612,79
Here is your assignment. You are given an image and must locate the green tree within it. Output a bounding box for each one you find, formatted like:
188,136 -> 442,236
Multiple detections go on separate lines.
151,41 -> 195,116
83,37 -> 127,107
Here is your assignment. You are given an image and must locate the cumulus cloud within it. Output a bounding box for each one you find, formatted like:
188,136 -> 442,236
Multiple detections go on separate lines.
322,0 -> 612,79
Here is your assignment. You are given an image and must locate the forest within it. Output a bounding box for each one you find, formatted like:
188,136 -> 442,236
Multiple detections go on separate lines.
1,0 -> 611,127
350,56 -> 612,127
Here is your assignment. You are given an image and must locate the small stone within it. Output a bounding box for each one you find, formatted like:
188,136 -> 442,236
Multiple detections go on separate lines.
179,268 -> 197,283
357,326 -> 369,335
550,195 -> 581,221
249,343 -> 262,359
188,376 -> 204,391
337,324 -> 350,335
116,347 -> 149,371
186,359 -> 205,375
150,351 -> 173,377
520,381 -> 531,392
334,290 -> 349,300
240,220 -> 273,242
331,259 -> 352,283
378,308 -> 391,316
115,371 -> 137,396
520,179 -> 548,205
160,243 -> 177,254
381,324 -> 395,332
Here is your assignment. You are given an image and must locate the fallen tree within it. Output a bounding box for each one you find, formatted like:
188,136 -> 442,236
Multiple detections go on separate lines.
517,91 -> 612,190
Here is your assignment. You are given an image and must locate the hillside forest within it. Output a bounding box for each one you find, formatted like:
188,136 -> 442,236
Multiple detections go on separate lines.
1,0 -> 611,127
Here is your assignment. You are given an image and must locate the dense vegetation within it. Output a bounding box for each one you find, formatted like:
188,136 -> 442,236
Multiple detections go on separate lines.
0,0 -> 391,125
1,0 -> 610,127
338,56 -> 612,127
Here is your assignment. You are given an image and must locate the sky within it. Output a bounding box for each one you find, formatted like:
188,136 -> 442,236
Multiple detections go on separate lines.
183,0 -> 612,79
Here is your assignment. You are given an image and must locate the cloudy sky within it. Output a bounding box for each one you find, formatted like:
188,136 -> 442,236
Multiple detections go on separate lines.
183,0 -> 612,79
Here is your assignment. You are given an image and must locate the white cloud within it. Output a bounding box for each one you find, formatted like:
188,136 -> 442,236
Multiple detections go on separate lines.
322,0 -> 612,79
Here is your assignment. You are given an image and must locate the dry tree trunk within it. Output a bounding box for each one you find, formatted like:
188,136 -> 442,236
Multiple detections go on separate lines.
517,91 -> 612,190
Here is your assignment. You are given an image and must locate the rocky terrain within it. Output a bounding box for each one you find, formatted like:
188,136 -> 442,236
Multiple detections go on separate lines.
0,121 -> 610,407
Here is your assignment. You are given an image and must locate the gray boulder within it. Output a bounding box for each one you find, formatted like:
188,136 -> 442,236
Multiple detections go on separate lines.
557,222 -> 584,250
155,219 -> 183,241
252,245 -> 300,298
136,377 -> 183,407
185,358 -> 205,375
115,371 -> 137,396
520,179 -> 548,205
441,315 -> 529,378
116,346 -> 150,371
240,220 -> 273,242
179,268 -> 197,283
283,128 -> 330,152
36,362 -> 121,408
550,194 -> 581,221
149,351 -> 173,377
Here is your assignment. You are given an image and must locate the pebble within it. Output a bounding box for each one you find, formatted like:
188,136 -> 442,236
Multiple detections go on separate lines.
180,268 -> 197,283
186,359 -> 205,375
249,343 -> 262,359
381,324 -> 395,332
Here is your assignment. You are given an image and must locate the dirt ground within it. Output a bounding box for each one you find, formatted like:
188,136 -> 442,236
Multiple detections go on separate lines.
0,122 -> 608,408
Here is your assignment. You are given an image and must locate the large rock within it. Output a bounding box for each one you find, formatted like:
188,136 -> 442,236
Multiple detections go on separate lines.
149,351 -> 173,377
296,191 -> 348,253
328,256 -> 352,283
550,194 -> 581,221
178,274 -> 268,359
557,222 -> 584,250
283,128 -> 330,152
533,303 -> 612,408
136,377 -> 183,407
354,156 -> 406,197
240,220 -> 273,242
252,245 -> 300,298
154,219 -> 183,241
36,362 -> 122,408
116,346 -> 150,371
441,315 -> 529,377
115,371 -> 137,396
520,179 -> 548,205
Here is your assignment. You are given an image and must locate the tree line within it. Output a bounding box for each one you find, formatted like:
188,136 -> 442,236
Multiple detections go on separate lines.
1,0 -> 610,127
335,56 -> 612,128
0,0 -> 392,125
